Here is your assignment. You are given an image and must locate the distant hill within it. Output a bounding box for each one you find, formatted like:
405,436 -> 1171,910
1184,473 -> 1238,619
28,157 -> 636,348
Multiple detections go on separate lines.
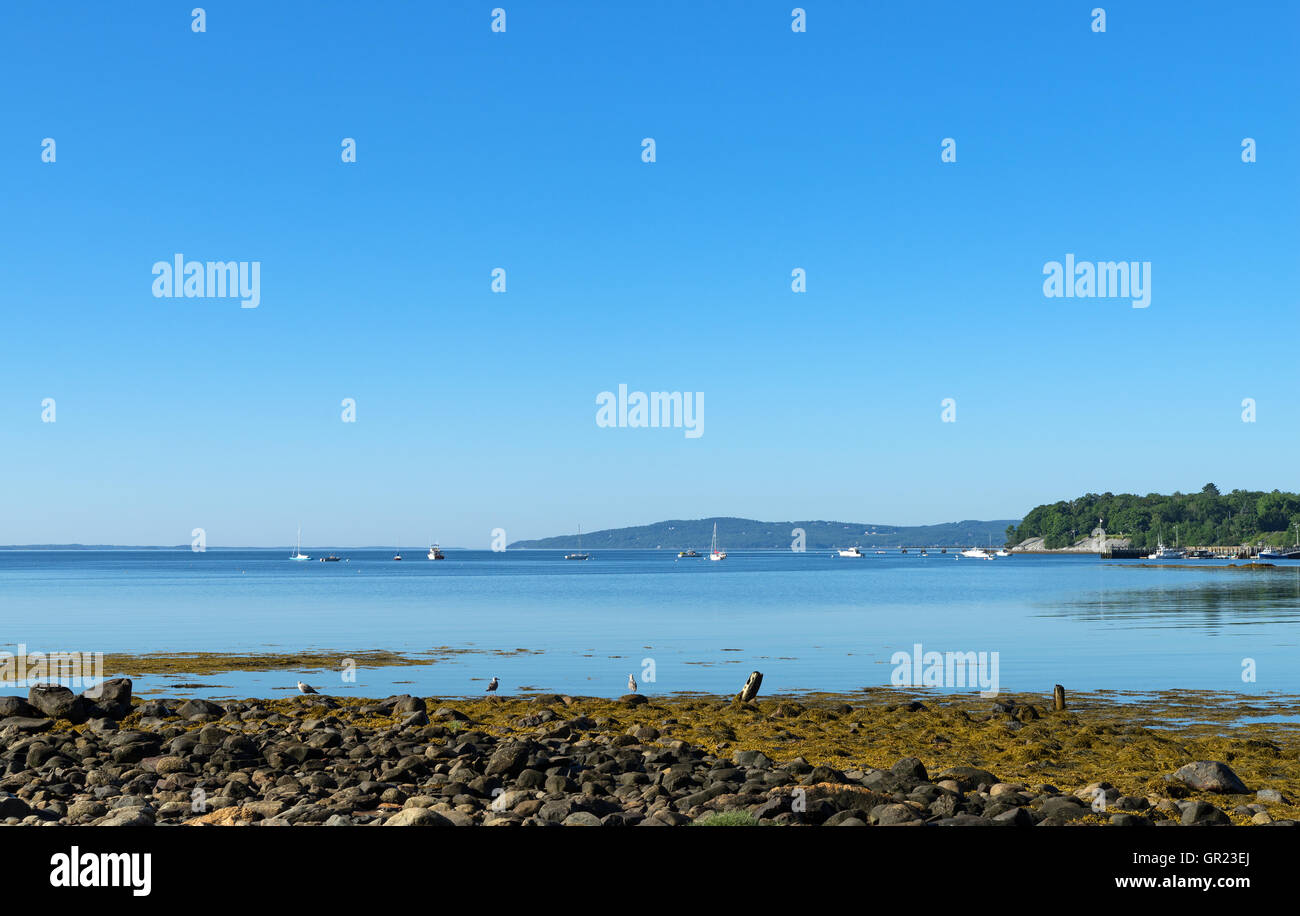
508,517 -> 1020,550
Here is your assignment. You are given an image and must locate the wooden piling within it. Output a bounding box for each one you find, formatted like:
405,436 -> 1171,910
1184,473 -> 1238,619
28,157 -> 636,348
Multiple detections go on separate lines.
1053,684 -> 1066,711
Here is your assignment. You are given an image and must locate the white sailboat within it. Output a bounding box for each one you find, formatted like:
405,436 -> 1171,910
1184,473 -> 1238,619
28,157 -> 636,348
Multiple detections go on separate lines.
289,526 -> 310,561
710,523 -> 727,561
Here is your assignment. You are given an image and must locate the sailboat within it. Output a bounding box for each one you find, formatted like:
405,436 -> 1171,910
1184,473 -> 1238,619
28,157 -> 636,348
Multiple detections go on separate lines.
393,538 -> 402,561
565,525 -> 589,561
289,526 -> 310,561
710,523 -> 726,561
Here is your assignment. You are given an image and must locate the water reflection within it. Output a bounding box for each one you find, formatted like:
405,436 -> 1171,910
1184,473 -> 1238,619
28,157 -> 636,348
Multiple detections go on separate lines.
1043,567 -> 1300,630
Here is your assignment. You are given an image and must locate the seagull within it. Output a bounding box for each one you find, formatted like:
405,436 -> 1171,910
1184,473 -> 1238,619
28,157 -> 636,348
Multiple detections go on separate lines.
627,673 -> 637,693
297,681 -> 318,695
486,676 -> 499,693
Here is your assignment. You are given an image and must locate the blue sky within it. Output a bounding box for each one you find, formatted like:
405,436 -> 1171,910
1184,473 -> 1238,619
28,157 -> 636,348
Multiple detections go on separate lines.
2,2 -> 1297,547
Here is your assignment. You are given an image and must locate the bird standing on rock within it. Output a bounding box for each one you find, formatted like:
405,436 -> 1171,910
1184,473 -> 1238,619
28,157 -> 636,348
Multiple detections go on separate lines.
297,681 -> 318,695
627,673 -> 637,693
486,676 -> 499,693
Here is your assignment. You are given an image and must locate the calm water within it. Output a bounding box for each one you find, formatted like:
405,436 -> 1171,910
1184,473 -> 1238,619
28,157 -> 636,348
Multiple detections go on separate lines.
3,549 -> 1300,700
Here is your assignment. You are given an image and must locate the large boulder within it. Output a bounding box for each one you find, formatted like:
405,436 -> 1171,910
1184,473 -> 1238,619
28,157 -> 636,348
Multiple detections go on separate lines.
176,698 -> 225,720
0,696 -> 37,718
27,684 -> 87,722
1172,761 -> 1249,794
82,678 -> 133,719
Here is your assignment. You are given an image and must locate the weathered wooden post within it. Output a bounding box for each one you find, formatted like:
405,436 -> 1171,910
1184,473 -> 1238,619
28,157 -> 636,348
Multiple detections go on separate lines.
1053,684 -> 1066,711
738,671 -> 763,703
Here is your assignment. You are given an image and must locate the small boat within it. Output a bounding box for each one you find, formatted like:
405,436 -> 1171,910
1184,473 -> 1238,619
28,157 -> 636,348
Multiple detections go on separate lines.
289,526 -> 310,562
709,523 -> 726,561
960,548 -> 993,560
837,546 -> 864,557
427,543 -> 445,560
995,548 -> 1011,557
920,549 -> 928,557
678,549 -> 700,558
319,554 -> 341,562
565,525 -> 590,561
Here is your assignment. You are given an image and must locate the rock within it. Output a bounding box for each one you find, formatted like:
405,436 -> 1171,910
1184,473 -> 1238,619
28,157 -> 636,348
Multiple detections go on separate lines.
869,803 -> 920,825
890,756 -> 928,783
28,684 -> 86,722
0,696 -> 37,718
384,807 -> 453,826
1257,788 -> 1287,804
176,698 -> 225,720
392,695 -> 427,715
484,743 -> 530,777
934,767 -> 998,792
1110,813 -> 1151,827
1171,761 -> 1248,794
1180,801 -> 1231,826
620,694 -> 648,706
82,678 -> 133,719
563,811 -> 602,826
0,793 -> 34,819
0,716 -> 53,733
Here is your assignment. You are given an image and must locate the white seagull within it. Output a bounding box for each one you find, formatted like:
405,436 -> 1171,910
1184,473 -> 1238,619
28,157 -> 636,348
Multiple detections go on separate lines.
486,676 -> 499,693
297,680 -> 318,695
627,673 -> 638,693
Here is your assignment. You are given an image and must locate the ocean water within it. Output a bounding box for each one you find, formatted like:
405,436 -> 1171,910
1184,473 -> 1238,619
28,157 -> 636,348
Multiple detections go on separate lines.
2,549 -> 1299,701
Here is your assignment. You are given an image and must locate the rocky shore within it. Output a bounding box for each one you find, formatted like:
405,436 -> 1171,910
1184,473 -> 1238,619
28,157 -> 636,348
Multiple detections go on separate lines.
2,680 -> 1297,826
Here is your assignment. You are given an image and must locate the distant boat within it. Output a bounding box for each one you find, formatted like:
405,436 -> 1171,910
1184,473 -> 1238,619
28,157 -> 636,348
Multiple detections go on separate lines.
678,549 -> 700,558
319,554 -> 340,562
565,525 -> 589,561
289,526 -> 309,562
920,549 -> 928,557
960,547 -> 993,560
427,543 -> 445,560
995,548 -> 1011,557
709,523 -> 726,561
1258,547 -> 1296,560
837,546 -> 864,557
394,540 -> 402,561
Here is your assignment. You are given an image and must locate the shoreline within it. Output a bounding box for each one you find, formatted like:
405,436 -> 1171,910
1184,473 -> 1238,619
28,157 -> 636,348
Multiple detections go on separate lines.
2,684 -> 1297,827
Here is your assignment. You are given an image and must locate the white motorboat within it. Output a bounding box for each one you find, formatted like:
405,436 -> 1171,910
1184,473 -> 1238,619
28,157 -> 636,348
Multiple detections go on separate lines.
837,546 -> 864,557
960,548 -> 994,560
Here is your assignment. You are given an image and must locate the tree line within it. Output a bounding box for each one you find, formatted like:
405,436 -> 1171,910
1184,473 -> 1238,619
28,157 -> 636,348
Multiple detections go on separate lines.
1007,484 -> 1300,550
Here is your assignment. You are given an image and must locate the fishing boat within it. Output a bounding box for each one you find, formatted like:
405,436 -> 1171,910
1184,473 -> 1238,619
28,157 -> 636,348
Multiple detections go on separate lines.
289,526 -> 310,562
565,525 -> 589,561
678,549 -> 700,558
837,546 -> 864,557
427,543 -> 444,560
709,523 -> 726,561
319,554 -> 340,562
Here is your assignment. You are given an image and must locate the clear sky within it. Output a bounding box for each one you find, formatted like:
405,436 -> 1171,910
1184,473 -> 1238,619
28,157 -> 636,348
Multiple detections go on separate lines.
2,2 -> 1297,547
